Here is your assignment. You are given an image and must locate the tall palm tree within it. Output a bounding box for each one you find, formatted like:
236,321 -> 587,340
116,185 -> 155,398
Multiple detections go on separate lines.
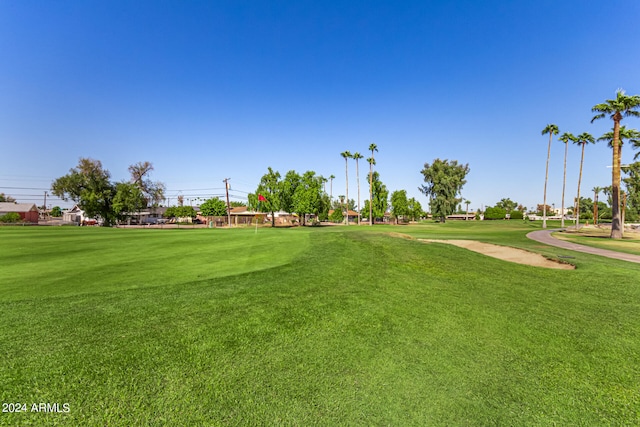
558,132 -> 575,227
368,143 -> 378,225
352,152 -> 364,225
597,126 -> 640,231
340,151 -> 352,225
573,132 -> 595,227
591,90 -> 640,239
329,174 -> 335,204
592,186 -> 602,225
541,124 -> 559,228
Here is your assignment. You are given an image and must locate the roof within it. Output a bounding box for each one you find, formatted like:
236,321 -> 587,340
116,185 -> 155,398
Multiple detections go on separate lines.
0,202 -> 38,213
329,209 -> 360,216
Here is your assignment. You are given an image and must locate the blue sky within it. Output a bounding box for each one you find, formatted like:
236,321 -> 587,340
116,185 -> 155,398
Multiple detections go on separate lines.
2,1 -> 640,212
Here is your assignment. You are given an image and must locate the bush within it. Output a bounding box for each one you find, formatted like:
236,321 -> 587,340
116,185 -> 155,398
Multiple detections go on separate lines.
0,212 -> 22,223
509,210 -> 523,220
329,209 -> 344,223
484,207 -> 506,220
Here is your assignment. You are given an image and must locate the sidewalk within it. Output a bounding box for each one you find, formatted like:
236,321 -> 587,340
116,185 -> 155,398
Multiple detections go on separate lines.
526,229 -> 640,264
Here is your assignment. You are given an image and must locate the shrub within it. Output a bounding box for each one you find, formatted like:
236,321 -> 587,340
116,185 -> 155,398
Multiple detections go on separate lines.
484,207 -> 506,220
329,209 -> 344,223
0,212 -> 22,223
509,210 -> 523,220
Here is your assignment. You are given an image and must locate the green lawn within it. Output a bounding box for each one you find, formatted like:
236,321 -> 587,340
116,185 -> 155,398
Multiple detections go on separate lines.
552,227 -> 640,256
1,223 -> 639,425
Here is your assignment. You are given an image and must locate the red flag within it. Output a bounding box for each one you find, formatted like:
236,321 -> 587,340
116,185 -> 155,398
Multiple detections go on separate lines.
258,194 -> 266,202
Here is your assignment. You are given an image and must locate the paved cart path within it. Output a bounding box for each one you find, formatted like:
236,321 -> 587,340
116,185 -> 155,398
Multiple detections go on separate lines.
526,229 -> 640,264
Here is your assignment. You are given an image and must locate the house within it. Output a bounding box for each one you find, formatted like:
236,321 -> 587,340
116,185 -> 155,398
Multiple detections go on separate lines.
0,202 -> 39,223
62,205 -> 97,224
328,209 -> 361,223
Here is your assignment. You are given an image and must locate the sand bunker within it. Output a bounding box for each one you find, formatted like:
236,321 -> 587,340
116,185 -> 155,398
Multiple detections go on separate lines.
419,239 -> 575,270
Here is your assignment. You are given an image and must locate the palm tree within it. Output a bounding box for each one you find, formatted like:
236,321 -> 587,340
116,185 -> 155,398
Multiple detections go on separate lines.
328,174 -> 335,204
340,151 -> 352,225
464,199 -> 471,220
592,186 -> 602,225
573,132 -> 595,227
597,126 -> 640,231
591,90 -> 640,238
368,143 -> 378,225
541,124 -> 559,228
558,132 -> 575,227
352,152 -> 364,225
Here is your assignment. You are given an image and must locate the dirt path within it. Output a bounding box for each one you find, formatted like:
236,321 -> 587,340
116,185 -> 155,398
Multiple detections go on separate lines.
526,229 -> 640,264
419,239 -> 575,270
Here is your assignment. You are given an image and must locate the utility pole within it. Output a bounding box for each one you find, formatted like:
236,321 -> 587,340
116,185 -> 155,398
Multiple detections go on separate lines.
43,191 -> 48,219
223,178 -> 231,227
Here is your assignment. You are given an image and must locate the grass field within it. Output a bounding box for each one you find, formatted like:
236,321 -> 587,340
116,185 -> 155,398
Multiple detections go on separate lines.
553,226 -> 640,256
1,222 -> 639,425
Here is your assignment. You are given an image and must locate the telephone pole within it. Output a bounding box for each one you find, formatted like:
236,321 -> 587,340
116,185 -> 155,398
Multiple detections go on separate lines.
223,178 -> 231,227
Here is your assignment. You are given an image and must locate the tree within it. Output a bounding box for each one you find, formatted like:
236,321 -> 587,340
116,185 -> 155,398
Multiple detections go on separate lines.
558,132 -> 575,227
253,167 -> 281,227
328,174 -> 335,204
495,198 -> 518,212
112,182 -> 146,224
484,206 -> 507,220
164,206 -> 196,219
292,171 -> 323,225
597,126 -> 640,228
573,132 -> 595,227
128,161 -> 165,207
390,190 -> 409,224
407,197 -> 423,221
622,162 -> 640,219
368,171 -> 388,221
368,143 -> 378,225
340,151 -> 352,225
200,197 -> 228,217
591,90 -> 640,238
280,170 -> 301,214
419,159 -> 470,222
50,206 -> 62,217
51,158 -> 116,226
0,193 -> 16,203
592,186 -> 602,224
352,152 -> 364,225
541,124 -> 559,228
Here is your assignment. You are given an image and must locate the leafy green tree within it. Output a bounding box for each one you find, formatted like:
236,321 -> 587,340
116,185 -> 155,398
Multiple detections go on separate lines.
419,159 -> 470,223
200,197 -> 228,216
573,132 -> 595,226
495,198 -> 518,212
365,171 -> 388,221
541,124 -> 559,228
51,158 -> 116,226
164,206 -> 196,219
558,132 -> 576,227
0,193 -> 16,202
292,171 -> 323,225
407,197 -> 423,221
592,90 -> 640,238
252,167 -> 282,227
329,207 -> 344,223
50,206 -> 62,217
390,190 -> 409,224
622,162 -> 640,219
112,182 -> 146,224
280,170 -> 301,214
